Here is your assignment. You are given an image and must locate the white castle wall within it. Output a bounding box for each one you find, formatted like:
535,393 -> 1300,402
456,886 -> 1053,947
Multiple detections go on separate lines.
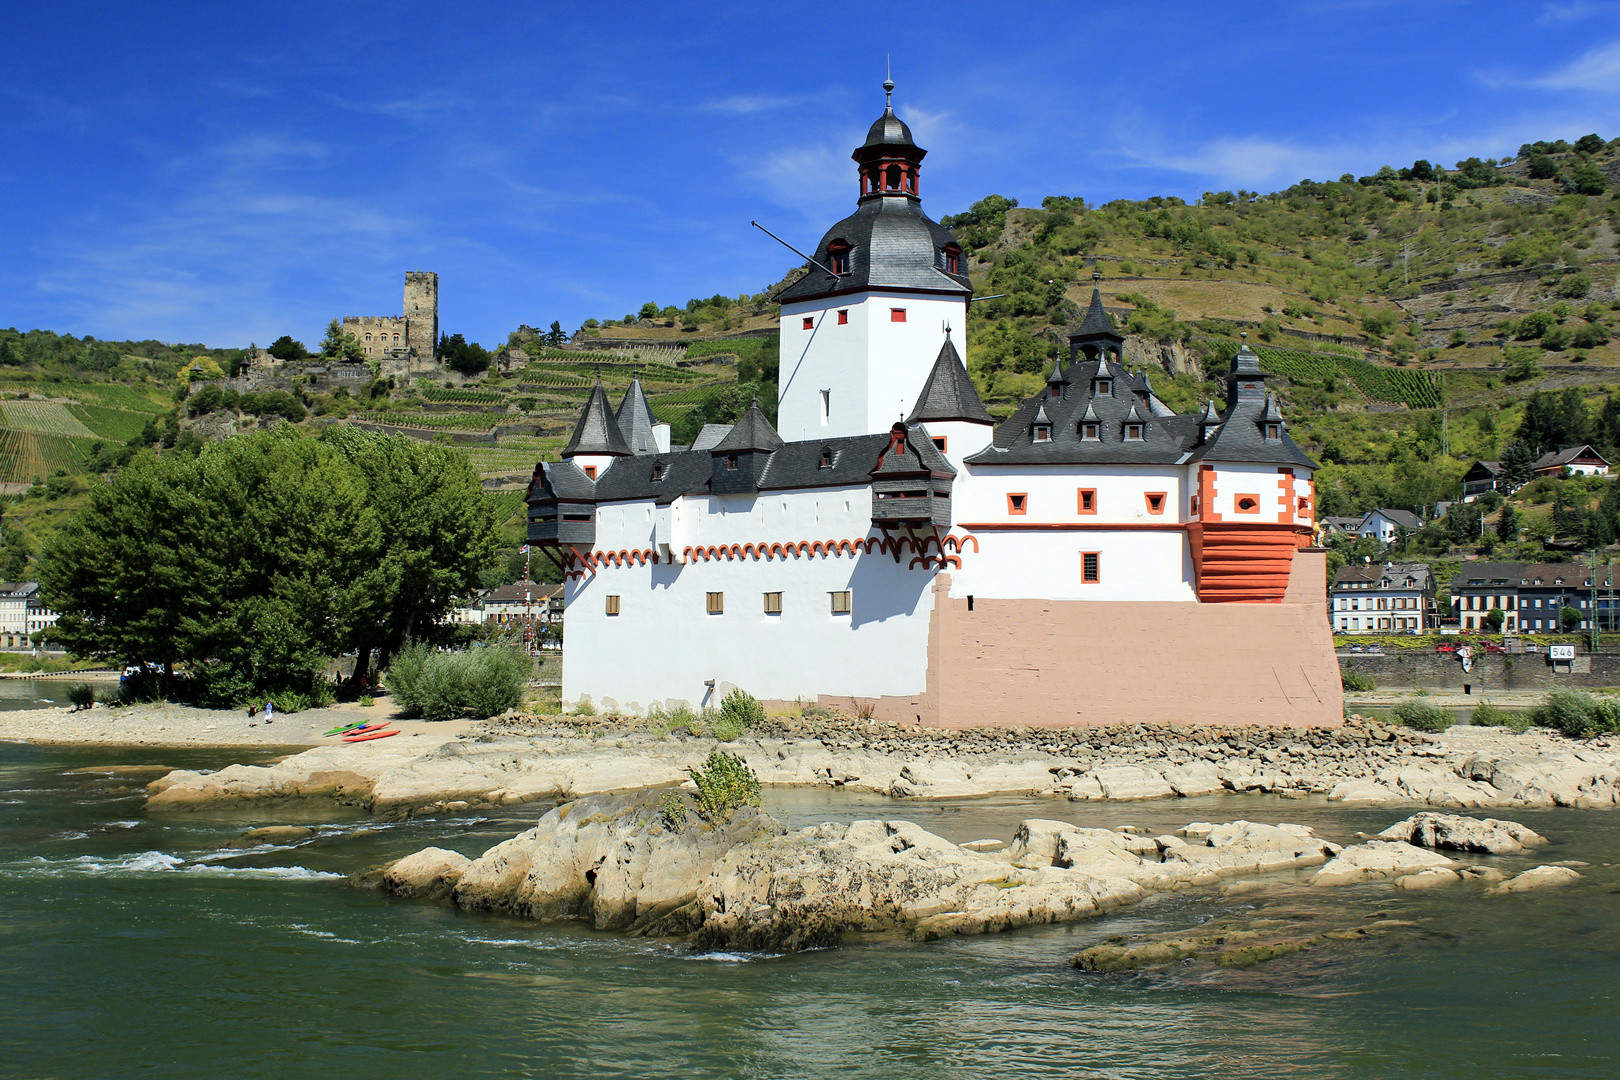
777,294 -> 966,441
563,484 -> 936,711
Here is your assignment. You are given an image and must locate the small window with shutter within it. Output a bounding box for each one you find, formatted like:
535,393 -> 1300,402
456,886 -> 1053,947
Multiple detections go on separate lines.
763,592 -> 782,615
706,592 -> 724,615
605,595 -> 621,616
829,591 -> 852,615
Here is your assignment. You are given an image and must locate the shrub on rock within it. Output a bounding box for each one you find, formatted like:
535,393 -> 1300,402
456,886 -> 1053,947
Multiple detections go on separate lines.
712,688 -> 766,740
1391,698 -> 1453,732
688,749 -> 761,817
67,683 -> 95,711
1531,689 -> 1620,738
386,641 -> 533,720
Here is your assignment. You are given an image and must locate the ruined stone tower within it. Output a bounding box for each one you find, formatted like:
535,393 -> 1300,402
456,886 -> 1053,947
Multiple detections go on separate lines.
404,271 -> 439,364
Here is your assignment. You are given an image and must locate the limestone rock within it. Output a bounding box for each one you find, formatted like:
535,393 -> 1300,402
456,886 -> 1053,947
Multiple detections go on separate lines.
382,847 -> 472,901
1392,868 -> 1461,890
1376,812 -> 1547,855
1161,820 -> 1339,882
1487,865 -> 1583,894
225,825 -> 314,848
1310,841 -> 1456,886
1160,761 -> 1222,797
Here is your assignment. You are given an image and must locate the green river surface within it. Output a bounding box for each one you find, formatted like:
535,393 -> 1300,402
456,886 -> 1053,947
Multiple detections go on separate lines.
2,740 -> 1618,1079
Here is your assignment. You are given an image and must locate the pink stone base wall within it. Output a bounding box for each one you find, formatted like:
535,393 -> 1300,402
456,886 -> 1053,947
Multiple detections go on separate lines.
836,560 -> 1342,729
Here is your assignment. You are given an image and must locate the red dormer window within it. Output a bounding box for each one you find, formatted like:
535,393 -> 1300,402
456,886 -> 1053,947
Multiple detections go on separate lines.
582,466 -> 597,480
943,244 -> 961,275
827,240 -> 851,275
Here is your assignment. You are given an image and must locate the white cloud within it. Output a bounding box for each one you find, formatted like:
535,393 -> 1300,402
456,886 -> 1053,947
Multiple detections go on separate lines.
1539,1 -> 1605,24
701,94 -> 798,115
1533,39 -> 1620,91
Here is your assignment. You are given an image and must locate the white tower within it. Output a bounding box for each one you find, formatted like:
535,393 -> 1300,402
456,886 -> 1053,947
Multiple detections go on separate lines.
774,79 -> 973,441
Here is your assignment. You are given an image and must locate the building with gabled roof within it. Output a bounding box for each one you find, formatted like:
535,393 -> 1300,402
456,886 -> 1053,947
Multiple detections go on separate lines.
527,81 -> 1338,728
1531,445 -> 1610,477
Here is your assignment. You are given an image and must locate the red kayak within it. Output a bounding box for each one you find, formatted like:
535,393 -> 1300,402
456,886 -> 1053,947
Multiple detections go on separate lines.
342,727 -> 398,743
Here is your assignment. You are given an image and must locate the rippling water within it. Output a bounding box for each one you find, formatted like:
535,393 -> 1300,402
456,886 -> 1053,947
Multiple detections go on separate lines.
2,742 -> 1617,1079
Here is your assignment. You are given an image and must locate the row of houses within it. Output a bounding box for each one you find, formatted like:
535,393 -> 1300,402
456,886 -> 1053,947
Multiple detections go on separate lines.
0,582 -> 58,649
1462,445 -> 1612,500
1331,560 -> 1619,634
447,582 -> 564,627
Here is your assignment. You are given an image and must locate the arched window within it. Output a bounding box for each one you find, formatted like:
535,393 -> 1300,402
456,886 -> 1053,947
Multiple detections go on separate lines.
364,333 -> 372,342
827,239 -> 851,276
886,164 -> 901,190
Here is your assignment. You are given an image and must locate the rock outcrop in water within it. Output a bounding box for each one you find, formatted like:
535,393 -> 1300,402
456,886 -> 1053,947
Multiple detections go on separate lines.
1376,812 -> 1547,854
362,796 -> 1548,952
144,715 -> 1620,817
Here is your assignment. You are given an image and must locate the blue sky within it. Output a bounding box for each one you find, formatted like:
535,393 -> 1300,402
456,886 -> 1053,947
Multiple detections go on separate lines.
5,0 -> 1620,349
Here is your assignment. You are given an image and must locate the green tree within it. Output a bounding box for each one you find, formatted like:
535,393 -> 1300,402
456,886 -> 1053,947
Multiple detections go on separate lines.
1484,607 -> 1506,631
319,427 -> 498,684
1503,347 -> 1542,383
1501,441 -> 1536,489
1497,499 -> 1520,541
545,321 -> 568,347
0,525 -> 32,579
1561,605 -> 1584,632
267,336 -> 308,361
1569,165 -> 1608,196
440,333 -> 491,375
1527,153 -> 1559,180
320,320 -> 365,362
1552,487 -> 1584,537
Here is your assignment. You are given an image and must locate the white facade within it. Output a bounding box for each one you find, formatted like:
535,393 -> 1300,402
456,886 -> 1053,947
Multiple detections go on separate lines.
777,292 -> 967,441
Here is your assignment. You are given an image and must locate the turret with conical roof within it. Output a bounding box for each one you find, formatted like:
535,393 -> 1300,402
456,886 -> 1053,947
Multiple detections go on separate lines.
710,400 -> 783,494
1068,275 -> 1124,361
563,382 -> 632,459
907,334 -> 992,425
615,375 -> 662,455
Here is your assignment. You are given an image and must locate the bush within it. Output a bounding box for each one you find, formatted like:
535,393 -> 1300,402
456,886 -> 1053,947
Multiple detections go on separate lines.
1469,702 -> 1509,727
1391,698 -> 1454,732
1340,665 -> 1377,692
687,749 -> 761,817
711,687 -> 766,740
357,694 -> 374,708
269,691 -> 310,714
1530,689 -> 1620,737
67,683 -> 95,710
658,790 -> 689,828
386,641 -> 533,720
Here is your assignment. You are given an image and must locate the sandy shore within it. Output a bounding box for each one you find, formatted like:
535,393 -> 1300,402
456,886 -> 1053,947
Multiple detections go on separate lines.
0,699 -> 471,748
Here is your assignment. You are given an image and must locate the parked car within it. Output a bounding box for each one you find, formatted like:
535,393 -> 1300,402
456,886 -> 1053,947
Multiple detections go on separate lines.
1435,643 -> 1458,653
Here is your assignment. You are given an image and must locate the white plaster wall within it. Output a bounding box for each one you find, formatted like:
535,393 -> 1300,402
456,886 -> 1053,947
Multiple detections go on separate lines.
593,484 -> 874,554
953,463 -> 1188,527
562,539 -> 936,711
1200,462 -> 1312,526
778,293 -> 966,440
950,528 -> 1196,602
913,420 -> 996,471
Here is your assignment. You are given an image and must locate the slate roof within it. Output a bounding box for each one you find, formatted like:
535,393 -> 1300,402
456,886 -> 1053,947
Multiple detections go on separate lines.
1332,563 -> 1433,591
710,402 -> 784,453
1364,508 -> 1423,531
907,336 -> 993,425
690,424 -> 733,452
965,347 -> 1316,469
1464,459 -> 1503,478
615,377 -> 660,455
1532,445 -> 1610,471
775,196 -> 973,303
562,383 -> 632,457
1069,287 -> 1123,344
1452,562 -> 1599,589
862,99 -> 915,148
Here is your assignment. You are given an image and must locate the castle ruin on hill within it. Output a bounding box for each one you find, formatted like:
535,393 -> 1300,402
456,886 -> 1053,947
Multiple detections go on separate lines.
341,271 -> 439,373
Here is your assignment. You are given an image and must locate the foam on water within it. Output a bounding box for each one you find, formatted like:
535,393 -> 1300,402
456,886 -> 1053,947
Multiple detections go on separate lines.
5,850 -> 342,881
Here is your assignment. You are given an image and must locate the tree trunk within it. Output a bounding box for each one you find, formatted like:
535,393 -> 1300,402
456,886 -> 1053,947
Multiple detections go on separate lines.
349,646 -> 372,688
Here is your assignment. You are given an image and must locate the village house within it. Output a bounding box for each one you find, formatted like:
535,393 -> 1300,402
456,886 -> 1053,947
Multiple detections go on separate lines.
1449,561 -> 1615,633
525,81 -> 1340,728
1531,445 -> 1611,478
1355,508 -> 1424,545
1461,460 -> 1505,500
1329,562 -> 1435,633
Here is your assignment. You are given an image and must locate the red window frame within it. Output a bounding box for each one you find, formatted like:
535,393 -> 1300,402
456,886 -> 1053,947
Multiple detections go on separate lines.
582,466 -> 597,480
1007,493 -> 1028,515
890,308 -> 907,322
931,436 -> 947,452
1235,493 -> 1260,514
802,316 -> 814,330
1144,492 -> 1165,515
837,309 -> 849,325
1077,488 -> 1097,514
1081,552 -> 1101,583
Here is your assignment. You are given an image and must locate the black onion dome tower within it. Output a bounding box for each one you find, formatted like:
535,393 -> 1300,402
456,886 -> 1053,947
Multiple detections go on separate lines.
777,79 -> 973,304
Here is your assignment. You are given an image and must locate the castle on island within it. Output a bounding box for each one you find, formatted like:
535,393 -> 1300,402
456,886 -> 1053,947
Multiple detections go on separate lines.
527,82 -> 1340,728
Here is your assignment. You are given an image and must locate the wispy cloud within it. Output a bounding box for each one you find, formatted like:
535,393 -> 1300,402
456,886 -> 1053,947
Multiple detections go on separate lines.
1532,38 -> 1620,91
700,94 -> 798,115
1539,1 -> 1606,24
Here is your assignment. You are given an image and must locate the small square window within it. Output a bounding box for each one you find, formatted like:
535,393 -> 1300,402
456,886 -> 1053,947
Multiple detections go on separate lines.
706,592 -> 724,615
1081,552 -> 1100,583
651,464 -> 665,481
582,466 -> 597,480
1007,493 -> 1028,515
890,308 -> 907,322
819,448 -> 833,468
726,455 -> 739,471
1145,492 -> 1165,515
1124,423 -> 1143,441
1033,425 -> 1051,443
837,309 -> 849,325
1235,494 -> 1260,514
1077,489 -> 1096,514
803,316 -> 814,330
1081,423 -> 1100,441
931,436 -> 947,452
829,590 -> 852,615
1297,496 -> 1308,513
763,591 -> 782,615
605,595 -> 621,616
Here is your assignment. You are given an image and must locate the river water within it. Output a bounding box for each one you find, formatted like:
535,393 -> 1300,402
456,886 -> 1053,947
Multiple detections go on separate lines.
2,741 -> 1617,1079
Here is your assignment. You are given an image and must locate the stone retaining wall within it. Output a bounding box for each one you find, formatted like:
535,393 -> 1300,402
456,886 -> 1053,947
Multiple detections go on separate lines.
1339,649 -> 1620,690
